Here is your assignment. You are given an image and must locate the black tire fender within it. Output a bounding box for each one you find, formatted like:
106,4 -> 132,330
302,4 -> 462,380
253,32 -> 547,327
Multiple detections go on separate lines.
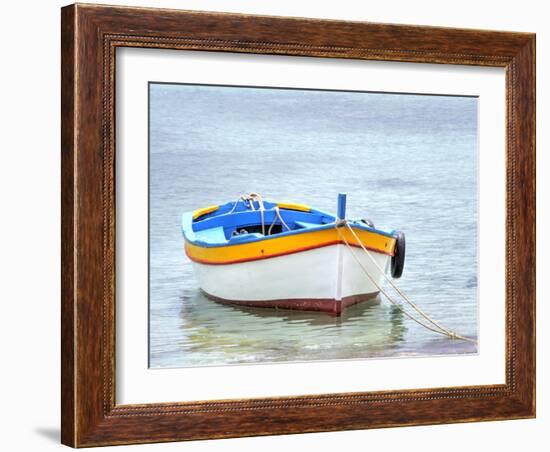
391,231 -> 406,279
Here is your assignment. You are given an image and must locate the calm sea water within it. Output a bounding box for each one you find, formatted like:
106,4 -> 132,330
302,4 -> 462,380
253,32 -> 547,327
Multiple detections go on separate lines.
149,83 -> 478,368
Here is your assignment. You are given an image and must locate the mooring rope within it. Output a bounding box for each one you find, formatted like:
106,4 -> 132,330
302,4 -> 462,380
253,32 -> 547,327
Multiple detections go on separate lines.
344,222 -> 459,338
335,222 -> 476,343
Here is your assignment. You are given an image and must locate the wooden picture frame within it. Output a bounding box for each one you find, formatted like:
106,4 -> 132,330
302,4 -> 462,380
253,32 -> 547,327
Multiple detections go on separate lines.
61,3 -> 535,447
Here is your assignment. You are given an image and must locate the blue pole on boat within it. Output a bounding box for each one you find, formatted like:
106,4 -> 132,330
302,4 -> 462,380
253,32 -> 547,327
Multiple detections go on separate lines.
337,193 -> 347,220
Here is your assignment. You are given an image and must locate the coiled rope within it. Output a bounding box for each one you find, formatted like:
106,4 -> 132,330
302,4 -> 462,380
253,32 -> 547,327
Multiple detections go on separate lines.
335,221 -> 476,343
228,193 -> 290,236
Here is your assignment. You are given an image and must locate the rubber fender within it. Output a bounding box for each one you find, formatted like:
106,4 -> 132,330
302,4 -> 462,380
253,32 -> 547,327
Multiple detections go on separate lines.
391,231 -> 406,279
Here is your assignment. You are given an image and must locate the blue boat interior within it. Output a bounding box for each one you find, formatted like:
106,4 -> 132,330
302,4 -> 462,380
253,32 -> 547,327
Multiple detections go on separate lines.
182,198 -> 391,247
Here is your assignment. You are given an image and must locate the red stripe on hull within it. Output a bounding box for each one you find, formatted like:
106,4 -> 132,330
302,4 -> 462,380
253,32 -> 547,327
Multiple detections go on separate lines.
202,290 -> 379,316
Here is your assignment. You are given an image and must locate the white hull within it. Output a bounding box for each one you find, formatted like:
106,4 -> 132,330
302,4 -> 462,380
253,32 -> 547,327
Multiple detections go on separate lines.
192,244 -> 390,313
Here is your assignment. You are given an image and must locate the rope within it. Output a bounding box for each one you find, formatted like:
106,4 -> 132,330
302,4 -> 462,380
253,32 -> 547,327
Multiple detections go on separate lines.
229,193 -> 291,236
336,227 -> 456,338
228,193 -> 250,215
336,223 -> 475,343
248,193 -> 266,235
276,206 -> 291,232
228,193 -> 266,234
344,222 -> 459,338
227,197 -> 241,215
268,207 -> 291,235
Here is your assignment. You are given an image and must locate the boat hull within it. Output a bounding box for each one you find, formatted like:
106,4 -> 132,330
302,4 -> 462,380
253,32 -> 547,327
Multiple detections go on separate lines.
202,290 -> 378,316
190,244 -> 390,315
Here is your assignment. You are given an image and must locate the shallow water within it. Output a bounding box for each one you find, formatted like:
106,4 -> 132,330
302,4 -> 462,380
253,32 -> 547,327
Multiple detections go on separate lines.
149,84 -> 478,368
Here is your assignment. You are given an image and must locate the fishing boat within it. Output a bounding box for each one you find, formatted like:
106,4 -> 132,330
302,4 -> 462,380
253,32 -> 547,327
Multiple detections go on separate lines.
182,193 -> 405,316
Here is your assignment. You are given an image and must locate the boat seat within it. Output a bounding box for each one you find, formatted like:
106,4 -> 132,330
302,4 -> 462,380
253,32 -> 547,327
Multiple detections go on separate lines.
194,226 -> 227,244
229,232 -> 264,243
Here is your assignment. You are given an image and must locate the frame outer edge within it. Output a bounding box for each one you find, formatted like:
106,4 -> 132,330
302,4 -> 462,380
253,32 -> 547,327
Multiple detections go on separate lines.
61,3 -> 77,448
530,35 -> 536,417
60,3 -> 536,447
513,35 -> 536,415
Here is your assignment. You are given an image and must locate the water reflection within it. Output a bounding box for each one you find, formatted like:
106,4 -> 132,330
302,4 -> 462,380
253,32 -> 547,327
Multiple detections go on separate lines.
171,290 -> 408,367
389,305 -> 406,343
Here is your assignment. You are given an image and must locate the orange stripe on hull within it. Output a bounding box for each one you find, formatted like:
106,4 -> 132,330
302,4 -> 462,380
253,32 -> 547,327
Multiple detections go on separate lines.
185,227 -> 396,265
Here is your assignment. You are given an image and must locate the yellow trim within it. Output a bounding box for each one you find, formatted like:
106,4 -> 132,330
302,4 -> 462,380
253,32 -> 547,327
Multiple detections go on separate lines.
185,227 -> 396,265
276,202 -> 311,212
192,205 -> 219,220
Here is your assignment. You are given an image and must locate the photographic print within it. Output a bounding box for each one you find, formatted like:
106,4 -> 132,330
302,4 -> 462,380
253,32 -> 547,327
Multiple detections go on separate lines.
148,82 -> 478,368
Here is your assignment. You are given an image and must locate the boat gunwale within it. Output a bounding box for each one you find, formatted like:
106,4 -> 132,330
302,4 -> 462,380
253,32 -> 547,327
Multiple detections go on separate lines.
181,210 -> 397,249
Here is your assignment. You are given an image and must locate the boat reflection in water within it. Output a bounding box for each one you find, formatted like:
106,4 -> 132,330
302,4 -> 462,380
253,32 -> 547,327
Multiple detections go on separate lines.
171,289 -> 407,368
